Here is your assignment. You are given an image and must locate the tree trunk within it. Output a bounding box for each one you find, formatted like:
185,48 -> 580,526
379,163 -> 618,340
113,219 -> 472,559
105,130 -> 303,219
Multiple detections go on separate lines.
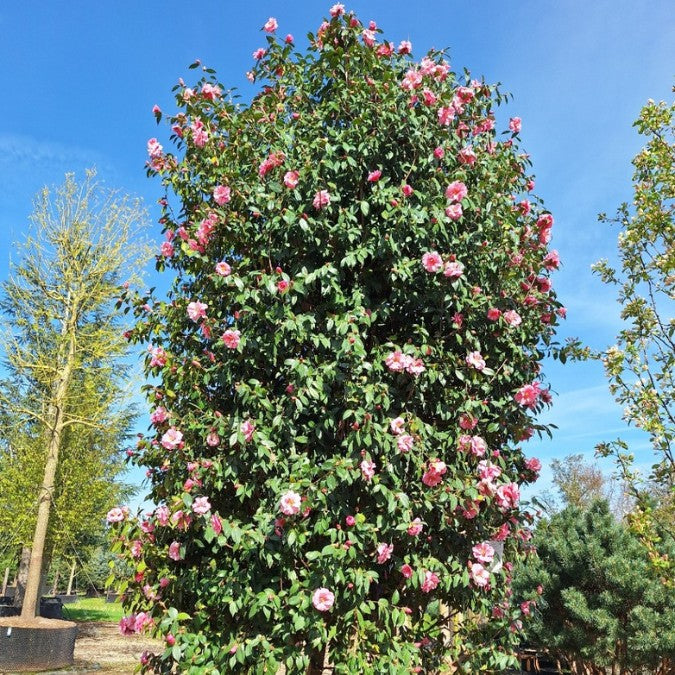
1,566 -> 9,596
50,568 -> 60,596
13,546 -> 31,608
20,429 -> 62,619
66,560 -> 76,595
307,645 -> 329,674
20,307 -> 76,620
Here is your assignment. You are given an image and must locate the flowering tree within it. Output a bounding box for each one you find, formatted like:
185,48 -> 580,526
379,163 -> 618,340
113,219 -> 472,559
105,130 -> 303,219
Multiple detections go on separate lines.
113,7 -> 566,672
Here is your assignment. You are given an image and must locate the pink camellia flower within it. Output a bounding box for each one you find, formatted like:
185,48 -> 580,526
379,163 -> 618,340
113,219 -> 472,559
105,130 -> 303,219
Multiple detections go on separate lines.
376,542 -> 394,564
187,301 -> 207,321
215,261 -> 231,277
398,39 -> 412,54
263,17 -> 278,33
329,3 -> 345,17
279,490 -> 302,516
459,413 -> 478,430
407,518 -> 424,536
401,184 -> 413,197
470,562 -> 491,587
509,117 -> 522,133
421,88 -> 438,106
445,204 -> 463,221
213,185 -> 231,205
401,68 -> 423,91
190,119 -> 208,148
458,146 -> 477,166
119,615 -> 137,635
161,427 -> 183,450
421,570 -> 440,593
283,170 -> 299,188
422,459 -> 447,487
487,308 -> 501,321
385,350 -> 412,372
401,563 -> 414,578
171,510 -> 192,530
525,457 -> 542,474
406,358 -> 425,375
222,329 -> 241,350
154,505 -> 170,526
192,496 -> 211,515
312,587 -> 335,612
433,145 -> 445,159
284,34 -> 294,44
390,417 -> 405,435
134,612 -> 154,634
478,460 -> 502,481
466,351 -> 486,371
150,406 -> 169,425
543,249 -> 560,270
160,241 -> 174,257
148,345 -> 167,367
515,382 -> 541,408
201,83 -> 222,100
496,482 -> 521,511
503,310 -> 522,327
469,435 -> 488,457
537,213 -> 554,231
437,106 -> 455,126
422,251 -> 443,273
211,513 -> 223,535
397,434 -> 414,453
252,47 -> 266,60
240,420 -> 255,442
147,138 -> 163,158
345,515 -> 355,527
168,541 -> 182,561
313,190 -> 331,210
472,541 -> 495,564
361,29 -> 376,47
445,181 -> 468,203
107,507 -> 126,524
367,169 -> 382,182
130,539 -> 142,558
443,260 -> 464,279
360,459 -> 376,481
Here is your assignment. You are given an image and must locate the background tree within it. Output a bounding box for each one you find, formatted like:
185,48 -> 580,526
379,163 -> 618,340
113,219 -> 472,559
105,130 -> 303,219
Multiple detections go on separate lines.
593,95 -> 674,577
515,501 -> 674,674
0,370 -> 136,596
112,10 -> 567,673
550,454 -> 607,509
0,170 -> 147,619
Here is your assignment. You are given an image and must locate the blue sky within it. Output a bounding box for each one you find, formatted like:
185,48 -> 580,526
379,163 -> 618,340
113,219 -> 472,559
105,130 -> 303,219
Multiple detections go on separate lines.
1,1 -> 673,505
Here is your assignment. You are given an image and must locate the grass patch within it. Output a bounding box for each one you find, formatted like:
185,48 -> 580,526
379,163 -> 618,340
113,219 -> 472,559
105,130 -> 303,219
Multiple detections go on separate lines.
62,596 -> 124,623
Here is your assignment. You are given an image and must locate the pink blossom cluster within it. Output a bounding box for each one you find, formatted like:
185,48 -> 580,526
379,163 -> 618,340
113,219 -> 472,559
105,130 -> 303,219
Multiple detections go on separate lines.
422,459 -> 447,487
389,416 -> 414,452
458,434 -> 488,457
421,251 -> 465,279
384,350 -> 425,375
119,612 -> 154,636
259,151 -> 285,178
106,506 -> 128,524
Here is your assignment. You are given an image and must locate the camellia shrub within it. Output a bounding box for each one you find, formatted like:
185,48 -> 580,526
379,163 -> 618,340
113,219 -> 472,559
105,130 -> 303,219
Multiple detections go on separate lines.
111,6 -> 567,673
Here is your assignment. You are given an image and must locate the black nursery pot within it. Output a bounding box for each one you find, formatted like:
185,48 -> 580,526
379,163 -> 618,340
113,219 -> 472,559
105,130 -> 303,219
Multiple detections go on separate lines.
0,621 -> 78,671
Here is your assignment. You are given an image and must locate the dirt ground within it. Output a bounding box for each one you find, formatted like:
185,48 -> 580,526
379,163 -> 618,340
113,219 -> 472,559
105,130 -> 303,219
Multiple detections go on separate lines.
71,621 -> 161,673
